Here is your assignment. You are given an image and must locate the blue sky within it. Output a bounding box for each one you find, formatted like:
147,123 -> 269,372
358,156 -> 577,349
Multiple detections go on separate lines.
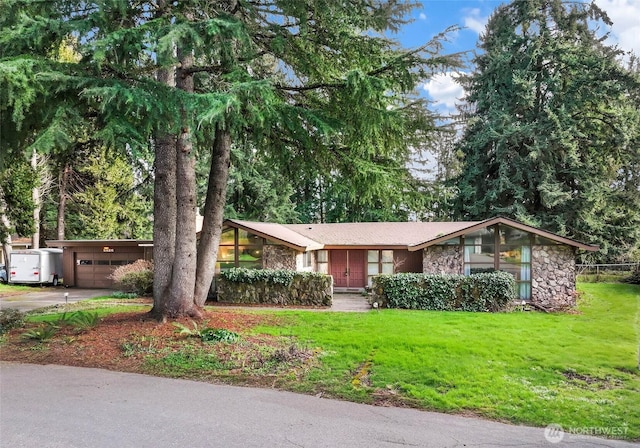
395,0 -> 640,114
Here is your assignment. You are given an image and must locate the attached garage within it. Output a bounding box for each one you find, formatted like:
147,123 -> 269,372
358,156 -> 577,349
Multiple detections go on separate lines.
45,240 -> 152,288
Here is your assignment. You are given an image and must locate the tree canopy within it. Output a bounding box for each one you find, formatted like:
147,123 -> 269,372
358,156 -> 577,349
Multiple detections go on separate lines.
1,0 -> 460,317
453,0 -> 640,262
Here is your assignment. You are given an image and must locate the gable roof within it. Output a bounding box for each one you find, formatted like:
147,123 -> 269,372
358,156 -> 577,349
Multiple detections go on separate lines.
226,219 -> 324,251
224,217 -> 598,252
409,216 -> 598,251
284,221 -> 480,248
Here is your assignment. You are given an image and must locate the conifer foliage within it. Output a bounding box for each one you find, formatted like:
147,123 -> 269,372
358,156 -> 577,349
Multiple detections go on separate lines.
454,0 -> 640,262
1,0 -> 458,317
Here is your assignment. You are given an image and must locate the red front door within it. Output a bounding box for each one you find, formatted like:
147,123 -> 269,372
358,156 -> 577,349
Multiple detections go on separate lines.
330,250 -> 365,288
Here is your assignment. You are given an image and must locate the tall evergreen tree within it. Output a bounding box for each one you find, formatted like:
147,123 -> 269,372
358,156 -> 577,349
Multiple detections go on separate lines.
453,0 -> 640,262
1,0 -> 460,318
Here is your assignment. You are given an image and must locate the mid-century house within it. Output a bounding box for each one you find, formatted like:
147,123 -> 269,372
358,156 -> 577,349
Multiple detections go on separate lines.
217,217 -> 598,308
46,216 -> 597,308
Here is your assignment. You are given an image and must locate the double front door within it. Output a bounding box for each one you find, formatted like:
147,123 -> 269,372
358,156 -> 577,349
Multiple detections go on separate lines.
330,250 -> 365,288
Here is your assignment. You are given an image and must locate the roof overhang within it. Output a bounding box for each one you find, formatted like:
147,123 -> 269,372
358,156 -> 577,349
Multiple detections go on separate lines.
408,216 -> 599,251
46,240 -> 153,248
221,219 -> 324,252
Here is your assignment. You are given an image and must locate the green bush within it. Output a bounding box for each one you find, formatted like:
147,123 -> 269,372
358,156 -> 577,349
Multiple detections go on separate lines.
0,308 -> 24,334
622,270 -> 640,285
220,267 -> 325,286
109,260 -> 153,295
373,272 -> 516,312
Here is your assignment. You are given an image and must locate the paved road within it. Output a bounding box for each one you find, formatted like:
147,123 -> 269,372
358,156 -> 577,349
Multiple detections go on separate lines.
0,288 -> 112,312
0,363 -> 635,448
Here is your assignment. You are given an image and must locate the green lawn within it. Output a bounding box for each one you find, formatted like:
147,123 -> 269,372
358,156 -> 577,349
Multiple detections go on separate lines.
259,283 -> 640,439
0,283 -> 33,294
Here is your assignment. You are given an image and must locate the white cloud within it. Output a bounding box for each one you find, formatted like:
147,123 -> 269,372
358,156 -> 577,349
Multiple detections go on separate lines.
419,12 -> 427,21
422,72 -> 465,111
462,7 -> 488,35
594,0 -> 640,57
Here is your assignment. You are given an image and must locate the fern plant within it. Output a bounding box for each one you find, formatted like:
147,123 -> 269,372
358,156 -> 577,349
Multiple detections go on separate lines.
21,323 -> 58,341
172,321 -> 202,337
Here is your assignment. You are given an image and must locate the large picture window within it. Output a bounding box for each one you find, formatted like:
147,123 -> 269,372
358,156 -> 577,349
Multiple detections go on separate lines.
462,224 -> 531,300
216,228 -> 263,273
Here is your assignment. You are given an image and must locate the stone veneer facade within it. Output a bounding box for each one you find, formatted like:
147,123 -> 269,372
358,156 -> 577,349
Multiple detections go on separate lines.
422,245 -> 463,274
262,245 -> 297,270
422,243 -> 577,309
531,245 -> 576,308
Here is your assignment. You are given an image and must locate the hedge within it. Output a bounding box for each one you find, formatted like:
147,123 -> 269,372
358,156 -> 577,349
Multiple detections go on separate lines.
220,268 -> 328,286
218,268 -> 332,306
371,272 -> 516,312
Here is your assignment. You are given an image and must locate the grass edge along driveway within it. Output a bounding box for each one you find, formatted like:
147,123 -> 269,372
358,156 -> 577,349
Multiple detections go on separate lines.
259,283 -> 640,441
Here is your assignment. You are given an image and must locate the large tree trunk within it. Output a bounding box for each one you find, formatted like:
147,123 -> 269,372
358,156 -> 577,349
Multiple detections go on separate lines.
57,162 -> 70,240
151,61 -> 178,318
194,127 -> 232,306
152,45 -> 201,319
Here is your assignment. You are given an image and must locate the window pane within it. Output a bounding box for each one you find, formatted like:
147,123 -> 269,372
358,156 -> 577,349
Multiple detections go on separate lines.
439,237 -> 460,245
464,227 -> 494,245
368,263 -> 379,276
317,261 -> 329,274
381,250 -> 394,263
381,263 -> 393,274
500,247 -> 522,263
317,250 -> 328,263
238,246 -> 261,262
519,282 -> 531,300
501,225 -> 530,244
533,235 -> 561,245
238,230 -> 261,245
367,250 -> 379,262
220,228 -> 235,245
218,246 -> 235,261
469,264 -> 495,274
500,264 -> 523,280
238,261 -> 262,269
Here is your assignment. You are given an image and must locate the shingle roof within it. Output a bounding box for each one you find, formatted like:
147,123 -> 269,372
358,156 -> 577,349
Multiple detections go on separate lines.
225,217 -> 599,252
284,221 -> 479,247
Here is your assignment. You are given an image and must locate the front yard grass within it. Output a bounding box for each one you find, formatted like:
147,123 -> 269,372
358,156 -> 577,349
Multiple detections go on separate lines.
1,282 -> 637,440
258,283 -> 640,439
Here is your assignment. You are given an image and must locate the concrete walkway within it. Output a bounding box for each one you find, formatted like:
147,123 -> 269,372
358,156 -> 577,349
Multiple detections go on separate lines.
1,362 -> 634,448
331,293 -> 371,312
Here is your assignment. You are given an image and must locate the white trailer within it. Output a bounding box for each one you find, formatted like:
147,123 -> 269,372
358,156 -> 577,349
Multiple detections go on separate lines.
9,249 -> 64,286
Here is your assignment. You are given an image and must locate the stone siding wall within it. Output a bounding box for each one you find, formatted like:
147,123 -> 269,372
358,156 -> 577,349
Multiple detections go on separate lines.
423,245 -> 463,274
531,245 -> 576,308
263,245 -> 297,270
217,274 -> 333,306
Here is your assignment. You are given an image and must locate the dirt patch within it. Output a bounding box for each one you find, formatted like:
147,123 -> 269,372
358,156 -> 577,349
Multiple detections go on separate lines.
0,310 -> 298,377
562,369 -> 624,390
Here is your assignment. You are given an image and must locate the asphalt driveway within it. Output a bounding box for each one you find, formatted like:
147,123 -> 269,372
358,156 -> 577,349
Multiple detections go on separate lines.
0,287 -> 112,312
0,363 -> 635,448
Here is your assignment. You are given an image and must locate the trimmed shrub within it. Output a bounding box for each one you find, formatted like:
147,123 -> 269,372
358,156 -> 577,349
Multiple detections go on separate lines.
221,268 -> 296,286
218,268 -> 332,306
372,272 -> 516,312
110,259 -> 153,295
